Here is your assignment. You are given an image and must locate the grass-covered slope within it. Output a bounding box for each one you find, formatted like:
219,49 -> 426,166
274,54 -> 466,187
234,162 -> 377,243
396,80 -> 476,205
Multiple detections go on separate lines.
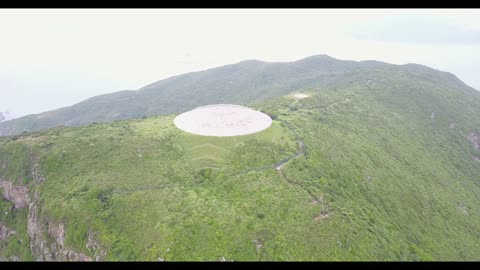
0,55 -> 377,137
1,65 -> 480,261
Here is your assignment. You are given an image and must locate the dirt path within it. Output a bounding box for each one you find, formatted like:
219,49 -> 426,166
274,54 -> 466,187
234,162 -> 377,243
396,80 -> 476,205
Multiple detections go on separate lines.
227,119 -> 306,177
273,141 -> 305,170
225,120 -> 316,216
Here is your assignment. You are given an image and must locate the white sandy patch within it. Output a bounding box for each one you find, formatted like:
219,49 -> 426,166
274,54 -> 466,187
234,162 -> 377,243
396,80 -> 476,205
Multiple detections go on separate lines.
293,93 -> 310,99
174,104 -> 272,137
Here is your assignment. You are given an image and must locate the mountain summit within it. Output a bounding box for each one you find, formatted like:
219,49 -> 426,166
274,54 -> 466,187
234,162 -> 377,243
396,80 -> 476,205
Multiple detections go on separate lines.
0,55 -> 418,137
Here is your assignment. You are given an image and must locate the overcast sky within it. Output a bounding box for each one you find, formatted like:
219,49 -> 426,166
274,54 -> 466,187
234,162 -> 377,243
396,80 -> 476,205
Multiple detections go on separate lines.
1,9 -> 479,117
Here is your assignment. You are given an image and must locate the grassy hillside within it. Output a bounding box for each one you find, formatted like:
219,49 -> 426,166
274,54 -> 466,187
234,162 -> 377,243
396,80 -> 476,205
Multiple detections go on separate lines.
0,55 -> 382,137
1,64 -> 480,261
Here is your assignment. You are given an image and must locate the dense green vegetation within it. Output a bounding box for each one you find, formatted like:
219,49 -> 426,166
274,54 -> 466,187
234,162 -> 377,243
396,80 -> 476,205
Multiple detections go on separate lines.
1,58 -> 480,261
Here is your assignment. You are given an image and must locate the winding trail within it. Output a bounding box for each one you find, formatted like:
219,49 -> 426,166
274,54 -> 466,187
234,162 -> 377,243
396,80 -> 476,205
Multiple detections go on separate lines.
229,117 -> 324,213
227,118 -> 306,177
273,141 -> 305,170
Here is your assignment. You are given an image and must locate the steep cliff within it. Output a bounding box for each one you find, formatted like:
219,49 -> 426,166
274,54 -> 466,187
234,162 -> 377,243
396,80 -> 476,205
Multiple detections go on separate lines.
0,147 -> 106,261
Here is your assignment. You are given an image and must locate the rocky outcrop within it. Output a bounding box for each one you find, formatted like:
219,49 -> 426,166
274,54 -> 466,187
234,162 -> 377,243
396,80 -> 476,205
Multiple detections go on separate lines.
0,179 -> 29,208
0,224 -> 19,261
30,156 -> 45,184
27,192 -> 93,261
1,154 -> 102,261
0,223 -> 16,241
86,231 -> 107,261
27,192 -> 52,261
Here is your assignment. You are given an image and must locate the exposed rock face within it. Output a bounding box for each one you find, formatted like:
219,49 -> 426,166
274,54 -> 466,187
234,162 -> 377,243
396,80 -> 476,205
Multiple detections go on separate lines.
30,155 -> 45,184
27,192 -> 93,261
47,222 -> 66,246
0,179 -> 29,208
1,154 -> 103,261
86,231 -> 107,261
27,192 -> 52,261
467,132 -> 479,150
63,250 -> 92,261
0,224 -> 16,241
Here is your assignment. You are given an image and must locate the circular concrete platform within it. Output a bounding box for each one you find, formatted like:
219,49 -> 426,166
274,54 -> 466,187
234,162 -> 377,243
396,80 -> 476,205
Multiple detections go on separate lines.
174,104 -> 272,137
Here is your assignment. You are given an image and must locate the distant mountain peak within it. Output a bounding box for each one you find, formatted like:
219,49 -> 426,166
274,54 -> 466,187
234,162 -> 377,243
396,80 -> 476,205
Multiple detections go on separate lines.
308,54 -> 333,58
296,54 -> 335,62
234,59 -> 266,66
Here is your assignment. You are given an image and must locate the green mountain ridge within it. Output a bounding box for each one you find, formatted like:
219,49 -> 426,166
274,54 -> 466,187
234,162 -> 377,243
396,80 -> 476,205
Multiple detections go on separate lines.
2,55 -> 465,137
1,56 -> 480,261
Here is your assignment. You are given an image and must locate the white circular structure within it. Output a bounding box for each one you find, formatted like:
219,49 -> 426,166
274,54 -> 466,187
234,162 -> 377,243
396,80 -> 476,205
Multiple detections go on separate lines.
174,104 -> 272,137
293,93 -> 310,99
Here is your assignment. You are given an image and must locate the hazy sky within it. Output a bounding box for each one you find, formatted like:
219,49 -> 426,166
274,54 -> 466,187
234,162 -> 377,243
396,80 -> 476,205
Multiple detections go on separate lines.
1,9 -> 479,117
